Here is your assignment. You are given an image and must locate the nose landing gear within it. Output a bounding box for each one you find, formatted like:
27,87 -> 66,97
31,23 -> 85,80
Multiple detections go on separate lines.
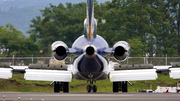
86,81 -> 97,93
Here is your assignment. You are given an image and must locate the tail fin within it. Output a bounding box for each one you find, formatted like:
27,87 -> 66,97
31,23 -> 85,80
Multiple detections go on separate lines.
84,0 -> 97,40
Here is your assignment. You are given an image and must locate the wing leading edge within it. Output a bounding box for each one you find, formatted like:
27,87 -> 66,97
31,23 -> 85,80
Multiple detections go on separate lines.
110,69 -> 157,82
0,68 -> 12,79
109,62 -> 158,82
24,64 -> 72,82
0,63 -> 13,79
169,68 -> 180,79
169,62 -> 180,79
24,69 -> 72,82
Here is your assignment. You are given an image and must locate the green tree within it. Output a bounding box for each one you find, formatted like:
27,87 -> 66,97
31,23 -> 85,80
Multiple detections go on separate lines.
0,23 -> 39,56
28,3 -> 86,52
102,0 -> 180,57
27,0 -> 180,57
128,38 -> 144,57
0,23 -> 25,55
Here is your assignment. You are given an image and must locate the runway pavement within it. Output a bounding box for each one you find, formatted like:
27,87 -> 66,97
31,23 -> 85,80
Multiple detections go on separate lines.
0,92 -> 180,101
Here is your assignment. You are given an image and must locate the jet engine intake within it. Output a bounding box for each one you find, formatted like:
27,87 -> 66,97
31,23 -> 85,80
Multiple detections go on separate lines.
112,41 -> 130,61
51,41 -> 68,61
84,45 -> 97,58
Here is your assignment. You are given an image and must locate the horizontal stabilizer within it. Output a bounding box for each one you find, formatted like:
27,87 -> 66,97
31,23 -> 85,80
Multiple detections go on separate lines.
0,68 -> 12,79
103,48 -> 112,53
69,48 -> 77,53
169,68 -> 180,79
24,69 -> 72,82
110,69 -> 157,82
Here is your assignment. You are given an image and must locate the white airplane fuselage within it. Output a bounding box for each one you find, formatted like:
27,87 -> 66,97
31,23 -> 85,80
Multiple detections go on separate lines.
71,35 -> 110,81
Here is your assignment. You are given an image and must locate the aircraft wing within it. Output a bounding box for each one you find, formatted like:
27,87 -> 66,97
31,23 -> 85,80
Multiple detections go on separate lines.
10,66 -> 28,73
109,62 -> 158,82
24,64 -> 72,82
169,62 -> 180,79
0,68 -> 12,79
169,68 -> 180,79
110,69 -> 157,81
0,63 -> 12,79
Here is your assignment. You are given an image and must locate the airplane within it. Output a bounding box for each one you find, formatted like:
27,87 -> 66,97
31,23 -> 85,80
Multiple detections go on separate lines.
0,0 -> 158,93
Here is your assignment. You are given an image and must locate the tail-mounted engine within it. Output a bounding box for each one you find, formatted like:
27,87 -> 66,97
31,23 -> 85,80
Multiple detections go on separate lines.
84,45 -> 97,58
51,41 -> 68,61
112,41 -> 130,61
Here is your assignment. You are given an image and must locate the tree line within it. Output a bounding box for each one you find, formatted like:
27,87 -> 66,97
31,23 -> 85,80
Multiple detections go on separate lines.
0,23 -> 40,57
1,0 -> 180,57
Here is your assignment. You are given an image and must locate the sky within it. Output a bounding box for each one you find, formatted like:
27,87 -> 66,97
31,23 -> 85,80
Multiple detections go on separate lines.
0,0 -> 111,10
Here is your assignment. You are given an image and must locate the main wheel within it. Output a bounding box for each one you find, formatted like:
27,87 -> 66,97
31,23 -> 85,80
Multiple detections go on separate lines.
122,81 -> 128,92
63,82 -> 69,93
87,85 -> 92,93
119,82 -> 122,91
92,85 -> 97,92
113,82 -> 119,92
54,82 -> 60,93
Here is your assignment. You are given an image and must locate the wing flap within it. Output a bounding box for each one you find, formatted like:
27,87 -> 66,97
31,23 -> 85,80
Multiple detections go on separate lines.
169,68 -> 180,79
24,69 -> 72,82
0,68 -> 12,79
110,69 -> 157,82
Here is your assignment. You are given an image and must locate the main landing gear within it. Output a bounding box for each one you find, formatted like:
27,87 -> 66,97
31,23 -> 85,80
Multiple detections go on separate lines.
86,81 -> 97,93
54,81 -> 69,93
113,81 -> 128,93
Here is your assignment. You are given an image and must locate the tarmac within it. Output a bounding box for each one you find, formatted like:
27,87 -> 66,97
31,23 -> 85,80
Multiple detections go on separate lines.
0,92 -> 180,101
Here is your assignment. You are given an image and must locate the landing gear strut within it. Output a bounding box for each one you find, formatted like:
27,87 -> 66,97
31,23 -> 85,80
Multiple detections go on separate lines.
54,81 -> 69,93
86,81 -> 97,93
113,81 -> 128,93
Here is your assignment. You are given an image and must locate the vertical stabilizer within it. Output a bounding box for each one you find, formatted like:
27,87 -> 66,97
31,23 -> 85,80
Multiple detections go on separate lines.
84,0 -> 97,40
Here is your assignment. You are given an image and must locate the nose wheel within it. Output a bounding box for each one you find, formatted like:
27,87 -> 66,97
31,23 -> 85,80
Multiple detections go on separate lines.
86,81 -> 97,93
92,85 -> 97,92
87,85 -> 92,93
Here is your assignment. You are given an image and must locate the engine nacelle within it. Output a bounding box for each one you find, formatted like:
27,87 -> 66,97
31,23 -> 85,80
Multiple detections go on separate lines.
84,45 -> 97,58
51,41 -> 68,61
112,41 -> 130,61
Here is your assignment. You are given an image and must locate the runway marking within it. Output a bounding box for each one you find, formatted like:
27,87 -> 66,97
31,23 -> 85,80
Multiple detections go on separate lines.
1,92 -> 180,101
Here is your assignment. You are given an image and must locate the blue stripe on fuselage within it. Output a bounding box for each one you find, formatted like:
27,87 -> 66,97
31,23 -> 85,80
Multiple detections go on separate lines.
87,0 -> 93,26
